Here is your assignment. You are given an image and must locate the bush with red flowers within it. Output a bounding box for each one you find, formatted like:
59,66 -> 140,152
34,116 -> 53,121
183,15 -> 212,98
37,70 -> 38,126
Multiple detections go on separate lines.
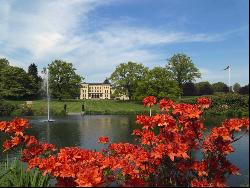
0,96 -> 248,187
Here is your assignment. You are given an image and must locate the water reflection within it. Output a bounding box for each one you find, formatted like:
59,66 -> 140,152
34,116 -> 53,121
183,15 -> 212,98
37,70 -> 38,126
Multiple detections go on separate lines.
78,115 -> 134,150
27,115 -> 138,151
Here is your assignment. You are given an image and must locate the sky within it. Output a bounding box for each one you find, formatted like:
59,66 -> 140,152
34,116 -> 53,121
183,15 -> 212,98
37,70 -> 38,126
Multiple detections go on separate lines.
0,0 -> 249,85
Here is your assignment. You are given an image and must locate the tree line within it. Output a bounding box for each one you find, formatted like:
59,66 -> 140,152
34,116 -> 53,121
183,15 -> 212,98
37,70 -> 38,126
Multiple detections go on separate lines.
0,54 -> 249,101
0,59 -> 82,100
0,58 -> 42,99
109,53 -> 249,100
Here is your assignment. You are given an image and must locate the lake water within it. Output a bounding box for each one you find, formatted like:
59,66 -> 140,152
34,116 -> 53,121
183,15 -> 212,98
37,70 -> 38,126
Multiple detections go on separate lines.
0,115 -> 249,187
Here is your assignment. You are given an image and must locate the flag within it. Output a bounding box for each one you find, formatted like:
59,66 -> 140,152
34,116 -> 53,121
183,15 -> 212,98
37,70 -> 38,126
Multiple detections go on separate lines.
224,65 -> 230,70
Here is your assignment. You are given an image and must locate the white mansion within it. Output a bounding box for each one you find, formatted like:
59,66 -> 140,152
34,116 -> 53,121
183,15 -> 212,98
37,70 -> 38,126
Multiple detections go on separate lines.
80,79 -> 111,100
80,79 -> 129,100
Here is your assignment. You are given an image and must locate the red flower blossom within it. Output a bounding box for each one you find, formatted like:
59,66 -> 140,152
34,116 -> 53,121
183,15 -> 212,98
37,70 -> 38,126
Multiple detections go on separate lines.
143,96 -> 156,107
98,136 -> 109,144
192,161 -> 208,177
191,178 -> 209,187
3,140 -> 12,152
197,97 -> 212,109
159,99 -> 174,111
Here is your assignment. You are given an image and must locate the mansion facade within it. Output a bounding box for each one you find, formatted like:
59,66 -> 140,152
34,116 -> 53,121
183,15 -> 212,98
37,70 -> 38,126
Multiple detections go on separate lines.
80,79 -> 111,100
80,79 -> 129,100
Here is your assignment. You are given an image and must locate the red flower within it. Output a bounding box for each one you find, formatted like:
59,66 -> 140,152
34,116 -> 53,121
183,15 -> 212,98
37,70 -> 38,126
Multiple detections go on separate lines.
197,97 -> 212,109
98,136 -> 109,144
192,161 -> 208,177
3,140 -> 12,152
24,135 -> 38,147
0,121 -> 8,131
159,99 -> 174,111
191,179 -> 209,187
143,96 -> 156,107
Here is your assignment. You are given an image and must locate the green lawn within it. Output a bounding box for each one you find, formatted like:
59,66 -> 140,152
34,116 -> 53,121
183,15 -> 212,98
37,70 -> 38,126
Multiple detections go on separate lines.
5,94 -> 248,116
7,99 -> 159,115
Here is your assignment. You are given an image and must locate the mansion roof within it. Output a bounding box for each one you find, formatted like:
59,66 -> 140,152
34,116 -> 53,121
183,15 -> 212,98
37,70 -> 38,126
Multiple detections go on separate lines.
81,79 -> 110,85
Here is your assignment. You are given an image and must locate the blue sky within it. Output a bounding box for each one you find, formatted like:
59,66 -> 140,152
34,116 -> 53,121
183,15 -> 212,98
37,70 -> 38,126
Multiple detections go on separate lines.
0,0 -> 249,85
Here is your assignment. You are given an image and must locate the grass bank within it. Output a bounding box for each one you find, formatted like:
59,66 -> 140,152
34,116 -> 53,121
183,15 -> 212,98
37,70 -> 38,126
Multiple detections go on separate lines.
2,99 -> 158,116
1,93 -> 249,117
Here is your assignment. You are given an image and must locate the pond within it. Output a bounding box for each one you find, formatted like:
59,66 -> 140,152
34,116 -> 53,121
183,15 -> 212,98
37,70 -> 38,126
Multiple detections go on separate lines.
0,115 -> 249,187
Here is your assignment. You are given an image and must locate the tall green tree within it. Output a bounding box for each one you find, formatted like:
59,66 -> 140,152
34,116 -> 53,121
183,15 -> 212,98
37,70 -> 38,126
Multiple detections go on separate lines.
0,64 -> 33,99
109,61 -> 148,100
46,60 -> 83,100
135,67 -> 180,100
233,83 -> 241,93
166,53 -> 201,94
28,63 -> 40,81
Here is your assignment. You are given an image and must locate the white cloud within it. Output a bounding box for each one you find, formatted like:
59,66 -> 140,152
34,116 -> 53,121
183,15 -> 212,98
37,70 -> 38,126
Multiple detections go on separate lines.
0,0 -> 243,83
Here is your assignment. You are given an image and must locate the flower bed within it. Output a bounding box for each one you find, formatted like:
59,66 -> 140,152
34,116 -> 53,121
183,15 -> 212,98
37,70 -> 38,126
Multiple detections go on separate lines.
0,96 -> 249,187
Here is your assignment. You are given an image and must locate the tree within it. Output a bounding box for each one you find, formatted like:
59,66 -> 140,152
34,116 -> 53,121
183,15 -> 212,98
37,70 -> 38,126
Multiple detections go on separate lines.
233,83 -> 241,93
109,62 -> 148,100
166,53 -> 201,92
182,82 -> 197,96
0,64 -> 33,99
239,84 -> 249,95
212,82 -> 229,93
46,60 -> 83,100
28,63 -> 40,81
134,67 -> 180,100
0,58 -> 9,69
195,81 -> 214,96
27,63 -> 43,99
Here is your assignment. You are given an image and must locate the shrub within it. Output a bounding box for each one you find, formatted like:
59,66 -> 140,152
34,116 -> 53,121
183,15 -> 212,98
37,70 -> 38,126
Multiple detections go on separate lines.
0,100 -> 17,116
239,84 -> 249,95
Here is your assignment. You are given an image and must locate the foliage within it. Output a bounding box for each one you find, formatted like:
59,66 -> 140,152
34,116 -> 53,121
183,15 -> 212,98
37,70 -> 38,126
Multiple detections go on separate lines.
27,63 -> 43,99
19,104 -> 34,116
210,93 -> 249,112
166,53 -> 201,90
46,60 -> 83,100
212,82 -> 229,93
134,67 -> 180,100
0,58 -> 10,69
0,63 -> 34,99
0,158 -> 51,187
109,61 -> 148,100
239,84 -> 249,95
182,82 -> 197,96
195,81 -> 214,95
0,100 -> 17,116
177,93 -> 249,117
233,83 -> 241,93
0,98 -> 249,187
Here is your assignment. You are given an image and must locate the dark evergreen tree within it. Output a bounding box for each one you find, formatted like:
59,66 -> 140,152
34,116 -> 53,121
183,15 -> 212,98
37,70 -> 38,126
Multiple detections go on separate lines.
27,63 -> 42,99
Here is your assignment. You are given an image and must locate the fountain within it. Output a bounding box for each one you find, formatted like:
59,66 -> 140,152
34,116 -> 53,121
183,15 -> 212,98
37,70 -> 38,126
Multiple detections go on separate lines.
45,68 -> 54,122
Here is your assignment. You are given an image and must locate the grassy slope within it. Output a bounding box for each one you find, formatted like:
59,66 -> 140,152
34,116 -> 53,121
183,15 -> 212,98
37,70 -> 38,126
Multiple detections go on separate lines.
8,99 -> 158,115
5,94 -> 249,116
